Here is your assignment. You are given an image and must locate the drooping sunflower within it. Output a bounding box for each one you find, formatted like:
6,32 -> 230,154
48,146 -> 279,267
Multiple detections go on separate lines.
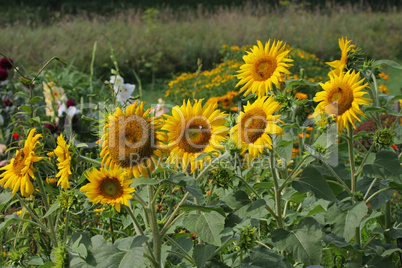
230,96 -> 283,161
326,37 -> 355,76
0,129 -> 44,196
80,167 -> 134,212
236,40 -> 293,97
162,99 -> 228,173
313,70 -> 371,133
100,101 -> 164,178
54,133 -> 72,189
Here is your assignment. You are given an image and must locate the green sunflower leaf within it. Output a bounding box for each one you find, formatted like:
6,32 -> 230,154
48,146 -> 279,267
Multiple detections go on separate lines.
372,59 -> 402,70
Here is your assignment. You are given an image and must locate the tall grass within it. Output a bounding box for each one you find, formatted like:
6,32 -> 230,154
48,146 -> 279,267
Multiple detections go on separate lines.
1,3 -> 401,84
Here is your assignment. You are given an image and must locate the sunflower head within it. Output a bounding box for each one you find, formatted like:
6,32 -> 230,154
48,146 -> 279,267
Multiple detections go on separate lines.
80,167 -> 134,212
0,129 -> 44,196
230,96 -> 284,161
100,101 -> 165,178
53,133 -> 72,189
236,39 -> 293,97
326,36 -> 355,76
162,99 -> 228,173
313,70 -> 371,133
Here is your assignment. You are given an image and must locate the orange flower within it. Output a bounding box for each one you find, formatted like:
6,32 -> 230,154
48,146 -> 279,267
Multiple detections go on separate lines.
295,92 -> 308,100
378,72 -> 389,80
298,133 -> 310,138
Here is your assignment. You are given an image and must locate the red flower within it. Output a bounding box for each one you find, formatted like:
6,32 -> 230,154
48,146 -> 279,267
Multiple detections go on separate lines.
66,99 -> 76,107
2,98 -> 12,107
0,57 -> 13,70
12,133 -> 19,140
0,69 -> 8,81
45,123 -> 59,134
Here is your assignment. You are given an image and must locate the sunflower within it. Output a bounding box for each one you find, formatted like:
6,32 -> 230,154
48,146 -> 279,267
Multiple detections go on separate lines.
326,37 -> 354,76
54,133 -> 72,189
100,101 -> 164,178
162,99 -> 228,173
0,129 -> 44,196
236,40 -> 293,97
313,70 -> 370,133
230,96 -> 283,161
80,167 -> 134,212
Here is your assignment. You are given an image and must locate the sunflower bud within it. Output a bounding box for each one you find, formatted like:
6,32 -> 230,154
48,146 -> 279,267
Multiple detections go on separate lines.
58,191 -> 77,211
51,244 -> 69,268
238,226 -> 258,251
373,128 -> 395,149
211,167 -> 235,189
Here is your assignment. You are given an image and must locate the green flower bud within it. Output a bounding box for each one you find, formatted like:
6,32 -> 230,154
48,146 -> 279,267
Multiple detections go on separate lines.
373,128 -> 395,149
58,190 -> 77,211
212,167 -> 235,189
238,226 -> 258,251
52,244 -> 69,268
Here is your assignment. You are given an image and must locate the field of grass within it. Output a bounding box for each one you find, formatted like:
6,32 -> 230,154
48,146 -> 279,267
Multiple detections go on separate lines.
1,3 -> 401,88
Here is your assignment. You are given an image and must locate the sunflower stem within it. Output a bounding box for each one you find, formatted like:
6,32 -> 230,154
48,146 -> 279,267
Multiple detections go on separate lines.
317,157 -> 352,196
63,211 -> 70,244
36,173 -> 58,248
133,191 -> 149,209
237,173 -> 278,221
160,192 -> 190,237
279,154 -> 309,191
125,205 -> 144,235
15,194 -> 49,233
270,150 -> 284,229
147,185 -> 162,268
348,124 -> 357,196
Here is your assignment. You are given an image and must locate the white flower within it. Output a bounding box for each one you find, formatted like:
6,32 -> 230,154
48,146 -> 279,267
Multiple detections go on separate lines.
110,75 -> 136,105
58,101 -> 80,118
110,75 -> 124,88
115,83 -> 136,105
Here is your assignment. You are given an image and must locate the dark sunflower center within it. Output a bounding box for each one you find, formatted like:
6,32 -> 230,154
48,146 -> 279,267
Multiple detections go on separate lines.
12,149 -> 28,175
178,118 -> 211,153
240,109 -> 267,144
325,87 -> 354,116
108,115 -> 157,168
255,58 -> 277,80
99,177 -> 123,199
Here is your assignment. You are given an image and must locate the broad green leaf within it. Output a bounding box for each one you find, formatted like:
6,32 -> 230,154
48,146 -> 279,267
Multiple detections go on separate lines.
183,211 -> 225,246
233,199 -> 266,218
286,78 -> 319,88
372,59 -> 402,69
325,202 -> 368,242
194,151 -> 219,162
272,217 -> 322,266
27,256 -> 44,265
193,244 -> 217,268
186,185 -> 205,203
0,190 -> 13,205
180,203 -> 225,216
363,106 -> 387,113
114,235 -> 149,250
241,247 -> 292,268
357,176 -> 394,210
389,227 -> 402,240
363,150 -> 402,183
20,105 -> 32,113
292,166 -> 337,201
131,178 -> 161,187
30,96 -> 43,104
0,214 -> 19,232
223,190 -> 251,209
44,200 -> 60,218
